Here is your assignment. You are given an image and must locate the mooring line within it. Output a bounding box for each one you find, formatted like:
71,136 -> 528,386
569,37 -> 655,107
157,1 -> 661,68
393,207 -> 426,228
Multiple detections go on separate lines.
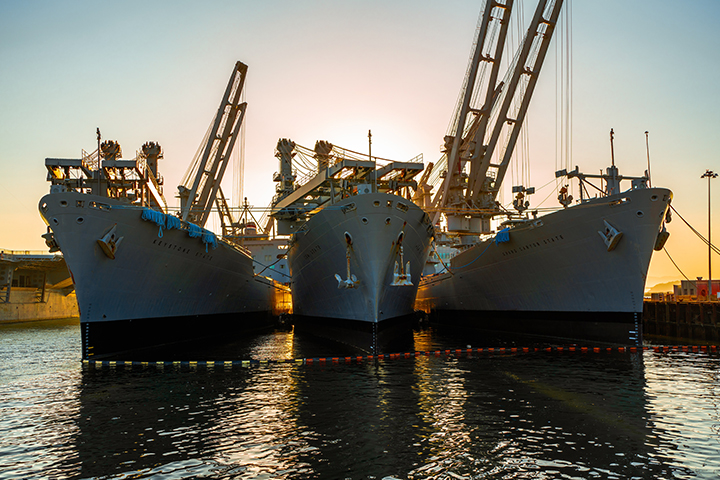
81,344 -> 719,368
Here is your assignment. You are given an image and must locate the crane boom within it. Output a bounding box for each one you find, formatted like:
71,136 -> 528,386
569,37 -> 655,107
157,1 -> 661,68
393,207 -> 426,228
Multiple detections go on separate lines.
431,0 -> 564,234
433,0 -> 513,223
469,0 -> 563,205
179,61 -> 248,227
431,0 -> 514,222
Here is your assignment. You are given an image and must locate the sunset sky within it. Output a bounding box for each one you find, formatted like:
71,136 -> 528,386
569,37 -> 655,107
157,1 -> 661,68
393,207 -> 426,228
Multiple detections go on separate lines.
1,0 -> 719,287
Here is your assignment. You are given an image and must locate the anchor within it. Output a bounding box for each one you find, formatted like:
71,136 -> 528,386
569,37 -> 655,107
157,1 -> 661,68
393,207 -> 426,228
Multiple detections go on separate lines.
598,219 -> 623,252
41,228 -> 60,253
391,231 -> 413,286
97,223 -> 124,259
335,231 -> 359,289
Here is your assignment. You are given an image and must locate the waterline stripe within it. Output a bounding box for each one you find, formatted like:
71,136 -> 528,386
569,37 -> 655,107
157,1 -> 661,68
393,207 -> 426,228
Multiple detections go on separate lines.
81,344 -> 719,368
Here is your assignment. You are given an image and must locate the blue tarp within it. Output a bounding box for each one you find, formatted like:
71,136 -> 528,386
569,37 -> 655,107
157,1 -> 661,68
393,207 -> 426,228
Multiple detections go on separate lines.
166,215 -> 182,230
494,227 -> 510,244
141,209 -> 217,250
187,222 -> 203,238
141,208 -> 166,227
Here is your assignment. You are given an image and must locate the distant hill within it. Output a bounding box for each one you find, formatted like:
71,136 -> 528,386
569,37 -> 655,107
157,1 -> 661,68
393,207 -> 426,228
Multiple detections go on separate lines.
646,281 -> 681,293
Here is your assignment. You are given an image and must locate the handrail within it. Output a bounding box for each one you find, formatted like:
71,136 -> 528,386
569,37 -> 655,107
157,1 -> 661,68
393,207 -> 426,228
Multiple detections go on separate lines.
0,249 -> 62,258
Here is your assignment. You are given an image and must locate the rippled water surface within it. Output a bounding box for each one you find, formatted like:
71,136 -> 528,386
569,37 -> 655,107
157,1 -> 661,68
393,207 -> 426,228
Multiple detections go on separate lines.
1,318 -> 719,479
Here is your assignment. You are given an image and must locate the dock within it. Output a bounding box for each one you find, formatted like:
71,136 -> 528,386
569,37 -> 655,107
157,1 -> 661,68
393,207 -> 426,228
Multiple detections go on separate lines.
643,300 -> 720,343
0,249 -> 78,323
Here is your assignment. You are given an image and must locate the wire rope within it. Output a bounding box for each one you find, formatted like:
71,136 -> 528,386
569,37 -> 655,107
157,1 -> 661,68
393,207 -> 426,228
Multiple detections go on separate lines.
670,204 -> 720,256
663,247 -> 697,288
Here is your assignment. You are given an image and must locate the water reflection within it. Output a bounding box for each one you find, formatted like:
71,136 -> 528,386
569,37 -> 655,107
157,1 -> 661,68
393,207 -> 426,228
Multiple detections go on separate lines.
406,329 -> 673,478
73,347 -> 309,478
643,352 -> 720,478
2,323 -> 720,478
0,370 -> 82,479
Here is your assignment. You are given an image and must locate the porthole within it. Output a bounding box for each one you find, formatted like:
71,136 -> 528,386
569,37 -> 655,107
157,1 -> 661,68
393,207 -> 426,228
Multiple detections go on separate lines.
650,195 -> 658,201
76,216 -> 85,224
636,211 -> 644,217
385,217 -> 391,225
373,201 -> 380,207
40,202 -> 48,213
51,218 -> 59,225
60,200 -> 68,207
361,217 -> 369,224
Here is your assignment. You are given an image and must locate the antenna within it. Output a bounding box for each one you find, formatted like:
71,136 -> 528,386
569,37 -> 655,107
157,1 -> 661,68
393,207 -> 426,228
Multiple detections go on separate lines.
96,127 -> 101,196
645,131 -> 652,187
369,129 -> 376,193
610,128 -> 615,167
368,129 -> 372,161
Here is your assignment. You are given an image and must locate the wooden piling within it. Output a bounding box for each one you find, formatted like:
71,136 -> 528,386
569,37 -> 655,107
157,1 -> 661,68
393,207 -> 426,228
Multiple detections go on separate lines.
644,300 -> 720,342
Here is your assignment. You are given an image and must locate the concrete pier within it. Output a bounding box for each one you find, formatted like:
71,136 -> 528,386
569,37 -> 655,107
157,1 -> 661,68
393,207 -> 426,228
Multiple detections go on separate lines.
643,300 -> 720,343
1,250 -> 79,323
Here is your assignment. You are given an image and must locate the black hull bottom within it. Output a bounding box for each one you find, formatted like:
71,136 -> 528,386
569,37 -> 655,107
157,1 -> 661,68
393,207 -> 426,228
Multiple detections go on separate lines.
426,309 -> 643,346
82,312 -> 277,360
291,314 -> 420,355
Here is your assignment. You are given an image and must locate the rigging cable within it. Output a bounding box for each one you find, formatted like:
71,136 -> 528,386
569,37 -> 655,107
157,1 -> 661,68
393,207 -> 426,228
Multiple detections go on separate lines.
532,177 -> 564,208
554,0 -> 572,199
657,202 -> 720,294
255,256 -> 291,278
670,204 -> 720,256
663,247 -> 697,289
232,82 -> 247,209
444,239 -> 494,271
430,241 -> 455,276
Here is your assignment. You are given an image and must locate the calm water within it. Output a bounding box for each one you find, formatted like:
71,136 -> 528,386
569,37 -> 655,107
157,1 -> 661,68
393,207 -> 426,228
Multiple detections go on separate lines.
1,318 -> 719,479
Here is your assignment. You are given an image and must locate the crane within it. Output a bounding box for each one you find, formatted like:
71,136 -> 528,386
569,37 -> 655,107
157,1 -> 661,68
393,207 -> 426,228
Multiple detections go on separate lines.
432,0 -> 564,233
178,62 -> 248,230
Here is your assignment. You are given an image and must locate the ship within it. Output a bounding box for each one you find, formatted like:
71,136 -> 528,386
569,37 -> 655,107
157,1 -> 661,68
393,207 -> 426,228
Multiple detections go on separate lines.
38,62 -> 288,359
226,198 -> 292,285
270,138 -> 434,353
415,0 -> 672,345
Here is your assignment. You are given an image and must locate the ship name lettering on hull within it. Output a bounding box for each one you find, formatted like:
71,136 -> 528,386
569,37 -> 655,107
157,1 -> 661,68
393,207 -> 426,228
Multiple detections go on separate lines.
304,244 -> 322,261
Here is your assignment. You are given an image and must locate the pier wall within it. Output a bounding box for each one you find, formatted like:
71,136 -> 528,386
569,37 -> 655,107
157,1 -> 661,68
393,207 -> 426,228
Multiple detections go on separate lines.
0,288 -> 79,323
643,300 -> 720,343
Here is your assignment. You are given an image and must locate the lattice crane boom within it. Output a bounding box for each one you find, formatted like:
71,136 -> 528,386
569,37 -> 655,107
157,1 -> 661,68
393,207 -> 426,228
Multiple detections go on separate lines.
179,61 -> 248,227
432,0 -> 514,221
431,0 -> 564,234
469,0 -> 564,205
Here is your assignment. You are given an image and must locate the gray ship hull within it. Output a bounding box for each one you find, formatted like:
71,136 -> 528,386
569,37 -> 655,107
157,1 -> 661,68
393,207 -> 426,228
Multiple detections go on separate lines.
417,187 -> 672,344
39,191 -> 281,359
289,192 -> 433,350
